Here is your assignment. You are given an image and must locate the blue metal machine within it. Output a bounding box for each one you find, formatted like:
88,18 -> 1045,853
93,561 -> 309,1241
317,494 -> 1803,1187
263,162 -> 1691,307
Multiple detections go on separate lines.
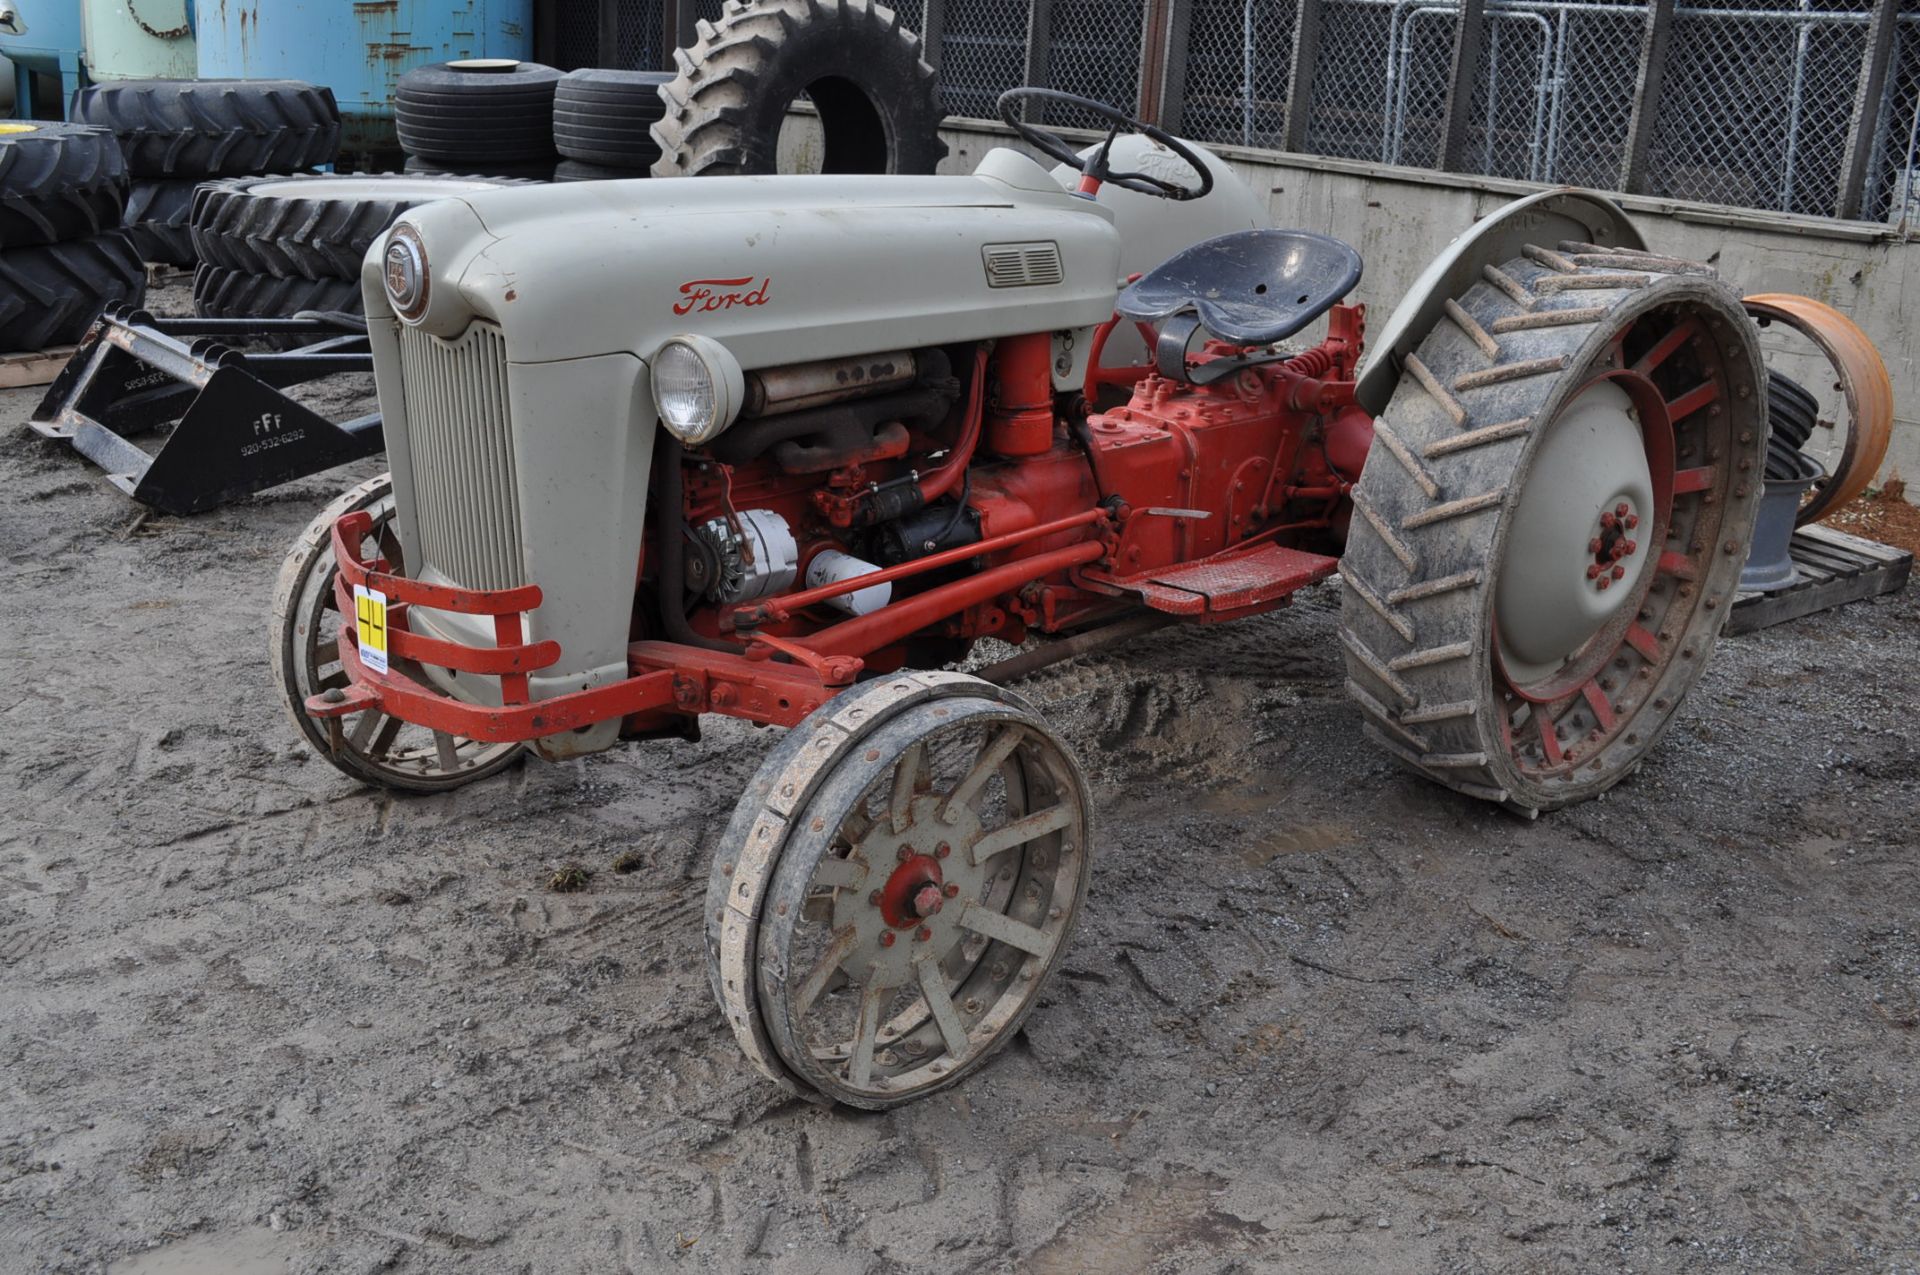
192,0 -> 534,157
1,1 -> 88,120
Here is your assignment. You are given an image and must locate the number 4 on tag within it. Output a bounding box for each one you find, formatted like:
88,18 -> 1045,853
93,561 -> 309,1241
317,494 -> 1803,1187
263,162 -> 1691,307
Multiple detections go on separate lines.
353,584 -> 390,675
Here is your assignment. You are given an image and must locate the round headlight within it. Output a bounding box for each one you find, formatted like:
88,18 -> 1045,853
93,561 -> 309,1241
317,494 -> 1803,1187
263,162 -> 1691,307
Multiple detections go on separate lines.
652,335 -> 744,446
382,223 -> 429,321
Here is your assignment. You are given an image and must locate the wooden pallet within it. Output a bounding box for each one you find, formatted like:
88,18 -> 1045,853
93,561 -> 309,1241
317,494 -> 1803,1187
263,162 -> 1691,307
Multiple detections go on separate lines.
1729,524 -> 1913,635
0,346 -> 76,390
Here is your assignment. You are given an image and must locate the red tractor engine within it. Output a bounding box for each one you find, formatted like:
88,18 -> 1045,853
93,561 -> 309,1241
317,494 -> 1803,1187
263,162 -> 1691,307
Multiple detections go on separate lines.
648,305 -> 1368,722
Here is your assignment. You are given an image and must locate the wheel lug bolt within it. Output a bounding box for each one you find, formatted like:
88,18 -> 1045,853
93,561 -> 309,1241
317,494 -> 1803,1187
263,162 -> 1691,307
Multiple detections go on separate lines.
868,890 -> 882,906
1615,502 -> 1630,517
896,847 -> 911,862
880,931 -> 896,947
1626,514 -> 1640,529
1587,564 -> 1603,579
916,926 -> 933,942
1623,539 -> 1637,555
1611,565 -> 1625,580
935,843 -> 950,859
1588,537 -> 1603,554
1600,512 -> 1616,530
1597,576 -> 1612,590
944,883 -> 960,898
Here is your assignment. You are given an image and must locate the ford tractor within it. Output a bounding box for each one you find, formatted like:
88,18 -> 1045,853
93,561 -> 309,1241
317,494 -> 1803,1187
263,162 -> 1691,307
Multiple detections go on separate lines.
273,85 -> 1783,1109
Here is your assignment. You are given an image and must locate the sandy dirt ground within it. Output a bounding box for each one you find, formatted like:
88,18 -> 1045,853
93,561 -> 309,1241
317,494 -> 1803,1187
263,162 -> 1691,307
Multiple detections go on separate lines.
2,307 -> 1917,1274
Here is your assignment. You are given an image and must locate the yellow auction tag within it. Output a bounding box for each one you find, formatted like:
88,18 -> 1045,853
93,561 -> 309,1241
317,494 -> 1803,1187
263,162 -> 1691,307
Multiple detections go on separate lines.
353,584 -> 389,675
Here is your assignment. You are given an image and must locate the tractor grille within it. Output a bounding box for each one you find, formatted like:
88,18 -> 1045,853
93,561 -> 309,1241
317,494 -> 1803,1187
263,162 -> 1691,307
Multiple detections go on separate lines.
395,321 -> 527,590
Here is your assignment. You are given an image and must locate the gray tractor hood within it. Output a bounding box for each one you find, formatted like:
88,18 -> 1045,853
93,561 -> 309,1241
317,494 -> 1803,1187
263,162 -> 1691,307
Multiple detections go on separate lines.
361,152 -> 1125,368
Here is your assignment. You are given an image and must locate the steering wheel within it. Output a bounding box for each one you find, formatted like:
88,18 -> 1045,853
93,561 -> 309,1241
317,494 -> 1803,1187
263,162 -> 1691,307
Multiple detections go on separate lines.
997,88 -> 1214,201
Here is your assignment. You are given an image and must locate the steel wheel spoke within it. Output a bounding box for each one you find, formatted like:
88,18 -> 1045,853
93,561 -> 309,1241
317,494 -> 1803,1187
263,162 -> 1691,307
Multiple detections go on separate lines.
791,925 -> 861,1021
959,902 -> 1053,958
839,808 -> 873,848
941,726 -> 1023,822
846,978 -> 893,1089
888,742 -> 926,834
917,959 -> 971,1060
433,731 -> 459,772
347,711 -> 386,752
969,804 -> 1073,866
367,716 -> 404,760
810,855 -> 867,890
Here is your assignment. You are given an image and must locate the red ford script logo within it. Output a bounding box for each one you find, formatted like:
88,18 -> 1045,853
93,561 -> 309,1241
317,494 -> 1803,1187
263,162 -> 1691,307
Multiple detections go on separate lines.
674,276 -> 771,316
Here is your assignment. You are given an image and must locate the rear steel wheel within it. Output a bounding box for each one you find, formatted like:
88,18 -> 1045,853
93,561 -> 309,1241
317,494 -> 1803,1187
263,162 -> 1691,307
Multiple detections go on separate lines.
270,475 -> 526,792
706,673 -> 1092,1108
1339,245 -> 1765,813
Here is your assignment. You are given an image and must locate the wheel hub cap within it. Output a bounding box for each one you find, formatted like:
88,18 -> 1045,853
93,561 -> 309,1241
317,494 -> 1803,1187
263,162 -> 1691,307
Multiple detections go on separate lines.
1496,379 -> 1653,686
835,794 -> 986,982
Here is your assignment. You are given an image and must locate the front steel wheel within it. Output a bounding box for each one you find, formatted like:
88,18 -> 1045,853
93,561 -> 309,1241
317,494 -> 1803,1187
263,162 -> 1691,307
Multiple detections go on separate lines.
706,672 -> 1092,1109
270,474 -> 526,792
1339,245 -> 1765,813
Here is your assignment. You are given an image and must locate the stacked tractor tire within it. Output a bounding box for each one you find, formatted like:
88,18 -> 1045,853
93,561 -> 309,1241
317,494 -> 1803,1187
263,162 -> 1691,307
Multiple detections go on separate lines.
1765,371 -> 1824,484
71,79 -> 342,273
553,69 -> 671,181
0,120 -> 143,352
398,60 -> 564,182
393,61 -> 672,184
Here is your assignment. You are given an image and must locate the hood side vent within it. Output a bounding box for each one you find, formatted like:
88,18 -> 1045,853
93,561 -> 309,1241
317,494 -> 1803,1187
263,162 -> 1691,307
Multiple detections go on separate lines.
982,241 -> 1064,289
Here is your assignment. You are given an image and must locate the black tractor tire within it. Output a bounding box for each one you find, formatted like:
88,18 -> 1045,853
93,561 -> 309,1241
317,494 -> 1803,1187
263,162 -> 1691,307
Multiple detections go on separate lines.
123,178 -> 199,266
554,68 -> 669,167
193,263 -> 361,339
1765,370 -> 1818,449
0,232 -> 146,352
1337,245 -> 1765,814
0,121 -> 128,249
395,60 -> 561,166
70,79 -> 342,179
652,0 -> 946,179
191,172 -> 534,281
401,154 -> 555,182
553,159 -> 647,183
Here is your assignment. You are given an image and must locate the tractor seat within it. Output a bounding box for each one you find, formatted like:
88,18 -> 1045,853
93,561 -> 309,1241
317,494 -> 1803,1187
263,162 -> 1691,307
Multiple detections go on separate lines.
1117,228 -> 1363,347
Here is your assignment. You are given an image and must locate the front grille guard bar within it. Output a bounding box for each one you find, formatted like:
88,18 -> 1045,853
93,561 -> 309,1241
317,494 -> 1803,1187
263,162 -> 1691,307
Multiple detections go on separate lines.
303,504 -> 1119,745
28,305 -> 383,515
305,511 -> 847,743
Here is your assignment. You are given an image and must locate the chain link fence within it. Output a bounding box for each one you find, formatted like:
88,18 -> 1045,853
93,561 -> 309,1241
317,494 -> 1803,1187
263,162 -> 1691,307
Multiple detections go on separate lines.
1178,0 -> 1297,147
1647,2 -> 1871,216
539,0 -> 1920,228
944,0 -> 1914,226
1867,12 -> 1920,220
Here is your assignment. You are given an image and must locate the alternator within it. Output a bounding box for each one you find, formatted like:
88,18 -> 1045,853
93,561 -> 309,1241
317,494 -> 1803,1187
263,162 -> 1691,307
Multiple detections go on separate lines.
688,508 -> 799,603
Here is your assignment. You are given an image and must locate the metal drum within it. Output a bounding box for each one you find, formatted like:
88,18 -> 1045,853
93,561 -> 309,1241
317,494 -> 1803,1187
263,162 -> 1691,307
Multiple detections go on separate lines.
80,0 -> 194,81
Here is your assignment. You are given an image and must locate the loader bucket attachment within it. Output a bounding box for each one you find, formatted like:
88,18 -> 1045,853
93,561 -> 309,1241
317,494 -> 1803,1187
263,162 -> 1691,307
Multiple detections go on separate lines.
27,306 -> 383,516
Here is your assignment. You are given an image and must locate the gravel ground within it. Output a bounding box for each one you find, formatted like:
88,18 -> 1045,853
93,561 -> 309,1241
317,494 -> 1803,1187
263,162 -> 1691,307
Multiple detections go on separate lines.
2,302 -> 1916,1274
